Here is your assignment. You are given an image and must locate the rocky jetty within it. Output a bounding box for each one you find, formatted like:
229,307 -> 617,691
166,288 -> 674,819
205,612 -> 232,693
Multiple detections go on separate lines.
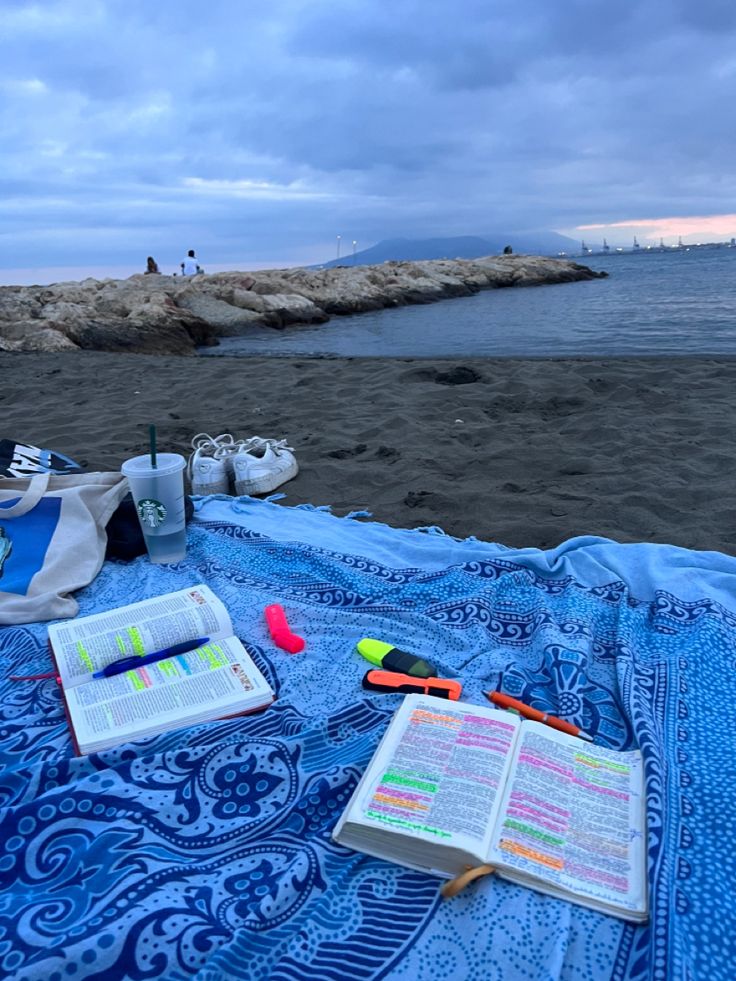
0,255 -> 607,355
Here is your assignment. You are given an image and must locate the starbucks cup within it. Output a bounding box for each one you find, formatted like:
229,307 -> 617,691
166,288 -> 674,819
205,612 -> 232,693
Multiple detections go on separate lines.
121,453 -> 187,563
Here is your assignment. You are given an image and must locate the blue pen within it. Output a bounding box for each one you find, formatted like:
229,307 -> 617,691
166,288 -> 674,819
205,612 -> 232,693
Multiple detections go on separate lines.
92,638 -> 210,680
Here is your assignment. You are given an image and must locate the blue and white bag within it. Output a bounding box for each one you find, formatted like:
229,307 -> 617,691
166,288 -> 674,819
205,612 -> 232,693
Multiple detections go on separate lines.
0,472 -> 128,625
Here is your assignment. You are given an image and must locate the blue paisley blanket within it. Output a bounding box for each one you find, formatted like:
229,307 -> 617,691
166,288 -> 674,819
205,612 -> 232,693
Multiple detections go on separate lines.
1,496 -> 736,981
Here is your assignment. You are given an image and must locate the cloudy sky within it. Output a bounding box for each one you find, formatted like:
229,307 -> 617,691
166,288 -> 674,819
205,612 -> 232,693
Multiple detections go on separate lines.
3,0 -> 736,283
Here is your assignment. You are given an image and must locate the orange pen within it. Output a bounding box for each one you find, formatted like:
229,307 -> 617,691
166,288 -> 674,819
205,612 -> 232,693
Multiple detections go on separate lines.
485,691 -> 594,742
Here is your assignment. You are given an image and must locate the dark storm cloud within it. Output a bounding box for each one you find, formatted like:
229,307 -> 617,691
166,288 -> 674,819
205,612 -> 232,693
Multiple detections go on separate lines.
1,0 -> 736,279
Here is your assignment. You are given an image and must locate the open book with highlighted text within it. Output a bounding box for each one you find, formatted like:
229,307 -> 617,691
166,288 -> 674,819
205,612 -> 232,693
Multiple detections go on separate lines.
48,584 -> 274,755
333,694 -> 647,922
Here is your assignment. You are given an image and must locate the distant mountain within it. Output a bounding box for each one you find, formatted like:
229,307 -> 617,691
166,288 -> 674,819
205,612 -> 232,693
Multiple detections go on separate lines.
314,233 -> 581,268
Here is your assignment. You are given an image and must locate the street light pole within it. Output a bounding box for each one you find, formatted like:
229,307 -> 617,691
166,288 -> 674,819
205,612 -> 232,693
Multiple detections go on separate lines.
352,240 -> 357,264
336,235 -> 341,260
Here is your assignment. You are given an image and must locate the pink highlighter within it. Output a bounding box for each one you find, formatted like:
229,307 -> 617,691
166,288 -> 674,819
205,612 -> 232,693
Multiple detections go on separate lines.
264,604 -> 305,654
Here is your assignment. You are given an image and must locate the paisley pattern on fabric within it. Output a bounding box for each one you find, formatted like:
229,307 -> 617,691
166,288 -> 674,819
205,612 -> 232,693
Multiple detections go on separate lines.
0,500 -> 733,980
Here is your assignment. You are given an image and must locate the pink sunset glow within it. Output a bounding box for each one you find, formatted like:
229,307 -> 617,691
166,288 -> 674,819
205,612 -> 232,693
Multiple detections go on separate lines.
574,214 -> 736,244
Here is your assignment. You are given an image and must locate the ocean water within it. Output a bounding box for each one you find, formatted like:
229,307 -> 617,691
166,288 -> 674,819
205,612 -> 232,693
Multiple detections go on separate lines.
200,247 -> 736,358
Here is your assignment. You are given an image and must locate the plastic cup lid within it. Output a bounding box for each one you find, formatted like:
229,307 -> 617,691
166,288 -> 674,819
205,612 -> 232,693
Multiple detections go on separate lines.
121,453 -> 185,477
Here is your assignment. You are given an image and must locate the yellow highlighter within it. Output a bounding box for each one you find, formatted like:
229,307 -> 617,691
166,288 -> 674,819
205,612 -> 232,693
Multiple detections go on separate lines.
356,638 -> 436,678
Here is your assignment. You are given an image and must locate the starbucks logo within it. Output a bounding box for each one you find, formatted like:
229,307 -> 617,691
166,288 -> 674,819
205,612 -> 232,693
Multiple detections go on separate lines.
137,498 -> 167,529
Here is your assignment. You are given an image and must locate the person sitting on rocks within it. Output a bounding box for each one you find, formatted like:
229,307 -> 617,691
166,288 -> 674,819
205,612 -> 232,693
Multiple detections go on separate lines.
180,250 -> 203,276
144,256 -> 160,274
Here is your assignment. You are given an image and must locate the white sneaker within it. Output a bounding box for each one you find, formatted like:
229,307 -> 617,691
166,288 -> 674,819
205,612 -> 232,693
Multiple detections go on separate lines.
187,433 -> 235,495
232,438 -> 299,496
213,437 -> 250,483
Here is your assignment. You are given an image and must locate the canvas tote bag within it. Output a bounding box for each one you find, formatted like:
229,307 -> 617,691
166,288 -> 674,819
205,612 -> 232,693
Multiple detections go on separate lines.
0,472 -> 129,625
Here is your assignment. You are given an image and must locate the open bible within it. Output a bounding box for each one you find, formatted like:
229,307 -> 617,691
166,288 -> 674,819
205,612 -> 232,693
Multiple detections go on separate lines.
48,584 -> 275,755
333,694 -> 647,922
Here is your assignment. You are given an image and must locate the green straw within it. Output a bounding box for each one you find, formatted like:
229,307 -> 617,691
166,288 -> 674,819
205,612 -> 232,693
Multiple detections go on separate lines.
149,424 -> 157,468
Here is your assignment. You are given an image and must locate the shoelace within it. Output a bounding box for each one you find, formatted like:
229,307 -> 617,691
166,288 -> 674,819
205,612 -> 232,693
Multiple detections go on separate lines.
213,439 -> 252,462
191,432 -> 237,453
234,437 -> 294,457
187,432 -> 237,479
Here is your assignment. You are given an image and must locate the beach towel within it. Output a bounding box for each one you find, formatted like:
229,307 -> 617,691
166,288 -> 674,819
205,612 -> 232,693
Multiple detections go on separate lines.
0,495 -> 735,980
0,472 -> 128,624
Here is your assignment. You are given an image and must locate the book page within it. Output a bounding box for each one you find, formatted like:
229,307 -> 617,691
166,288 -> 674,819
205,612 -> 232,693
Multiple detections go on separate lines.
348,695 -> 521,855
64,637 -> 274,753
489,722 -> 647,916
49,585 -> 233,688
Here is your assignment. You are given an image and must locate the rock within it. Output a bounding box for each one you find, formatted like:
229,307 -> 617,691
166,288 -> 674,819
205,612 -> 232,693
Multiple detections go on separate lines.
40,301 -> 90,328
228,288 -> 266,313
0,255 -> 607,355
176,292 -> 274,334
16,327 -> 80,352
258,293 -> 330,326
